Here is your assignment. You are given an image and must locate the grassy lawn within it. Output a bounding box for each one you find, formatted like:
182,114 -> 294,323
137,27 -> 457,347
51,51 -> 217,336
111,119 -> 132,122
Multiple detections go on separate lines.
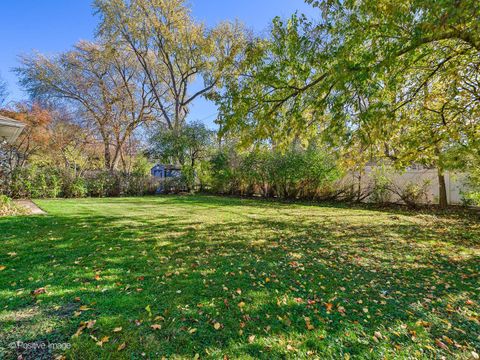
0,195 -> 479,359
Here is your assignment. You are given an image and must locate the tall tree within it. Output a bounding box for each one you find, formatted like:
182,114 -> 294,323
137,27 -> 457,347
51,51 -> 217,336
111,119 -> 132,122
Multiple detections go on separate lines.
216,1 -> 480,207
16,41 -> 156,170
95,0 -> 247,132
0,102 -> 51,177
0,72 -> 8,106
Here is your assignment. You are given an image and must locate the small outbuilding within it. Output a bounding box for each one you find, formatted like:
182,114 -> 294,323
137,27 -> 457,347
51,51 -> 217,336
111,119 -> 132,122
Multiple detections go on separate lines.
151,164 -> 182,179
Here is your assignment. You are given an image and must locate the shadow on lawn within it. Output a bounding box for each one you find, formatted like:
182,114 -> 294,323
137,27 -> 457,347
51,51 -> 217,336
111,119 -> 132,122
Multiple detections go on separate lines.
0,205 -> 479,359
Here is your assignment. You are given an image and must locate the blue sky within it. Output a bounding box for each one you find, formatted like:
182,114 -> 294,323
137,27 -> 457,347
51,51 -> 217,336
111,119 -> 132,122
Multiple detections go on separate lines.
0,0 -> 317,127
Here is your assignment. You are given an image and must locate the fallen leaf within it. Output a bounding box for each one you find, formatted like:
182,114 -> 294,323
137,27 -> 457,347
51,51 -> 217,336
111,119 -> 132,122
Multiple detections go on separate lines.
86,320 -> 96,329
31,287 -> 46,295
96,336 -> 109,347
151,324 -> 162,330
117,342 -> 126,351
435,339 -> 448,350
325,303 -> 333,312
73,321 -> 89,338
248,335 -> 255,343
214,322 -> 221,330
304,317 -> 315,330
0,266 -> 6,271
238,302 -> 246,308
113,327 -> 122,333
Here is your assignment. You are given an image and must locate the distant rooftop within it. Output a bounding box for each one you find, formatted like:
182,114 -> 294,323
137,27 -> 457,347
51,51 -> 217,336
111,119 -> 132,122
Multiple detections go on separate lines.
0,114 -> 25,144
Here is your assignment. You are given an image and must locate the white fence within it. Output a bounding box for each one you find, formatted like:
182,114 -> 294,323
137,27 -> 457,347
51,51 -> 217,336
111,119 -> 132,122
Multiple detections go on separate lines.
353,166 -> 468,205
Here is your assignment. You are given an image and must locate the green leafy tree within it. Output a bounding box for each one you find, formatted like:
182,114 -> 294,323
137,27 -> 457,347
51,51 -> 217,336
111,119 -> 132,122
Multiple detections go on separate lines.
150,121 -> 214,168
216,1 -> 480,207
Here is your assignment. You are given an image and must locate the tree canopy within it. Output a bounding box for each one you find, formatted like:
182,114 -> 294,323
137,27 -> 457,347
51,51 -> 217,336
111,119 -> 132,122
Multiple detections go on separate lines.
95,0 -> 247,132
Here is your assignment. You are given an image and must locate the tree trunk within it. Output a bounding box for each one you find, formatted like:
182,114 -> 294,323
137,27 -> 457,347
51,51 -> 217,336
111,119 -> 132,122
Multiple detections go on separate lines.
438,168 -> 448,209
104,143 -> 111,170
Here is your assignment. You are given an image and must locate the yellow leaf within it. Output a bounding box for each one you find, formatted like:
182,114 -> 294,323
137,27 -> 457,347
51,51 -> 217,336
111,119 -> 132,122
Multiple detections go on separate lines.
117,342 -> 126,351
151,324 -> 161,330
189,328 -> 197,334
0,265 -> 7,271
248,335 -> 255,343
113,327 -> 122,333
238,302 -> 245,308
214,322 -> 221,330
86,320 -> 96,329
100,336 -> 109,343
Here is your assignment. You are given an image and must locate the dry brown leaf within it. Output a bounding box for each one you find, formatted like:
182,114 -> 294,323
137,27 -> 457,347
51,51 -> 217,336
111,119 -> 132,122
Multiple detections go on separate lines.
31,287 -> 46,295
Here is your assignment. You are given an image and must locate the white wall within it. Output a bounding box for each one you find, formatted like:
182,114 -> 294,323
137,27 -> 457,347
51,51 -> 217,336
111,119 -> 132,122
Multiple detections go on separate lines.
354,166 -> 468,205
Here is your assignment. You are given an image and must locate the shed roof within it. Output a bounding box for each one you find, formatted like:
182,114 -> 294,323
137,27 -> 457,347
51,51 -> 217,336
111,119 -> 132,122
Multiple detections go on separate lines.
0,115 -> 25,144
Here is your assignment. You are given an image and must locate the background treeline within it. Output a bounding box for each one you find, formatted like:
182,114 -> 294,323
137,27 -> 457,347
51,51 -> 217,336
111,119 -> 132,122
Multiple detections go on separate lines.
1,0 -> 479,208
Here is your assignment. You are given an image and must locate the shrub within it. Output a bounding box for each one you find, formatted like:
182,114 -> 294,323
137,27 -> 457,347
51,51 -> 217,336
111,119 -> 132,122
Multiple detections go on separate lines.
395,180 -> 431,208
369,166 -> 392,205
461,168 -> 480,206
9,166 -> 62,199
209,149 -> 240,194
208,146 -> 342,200
0,195 -> 27,216
161,176 -> 188,194
62,174 -> 88,198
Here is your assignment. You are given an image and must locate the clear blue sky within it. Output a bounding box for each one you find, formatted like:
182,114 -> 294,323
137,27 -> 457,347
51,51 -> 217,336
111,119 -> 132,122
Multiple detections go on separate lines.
0,0 -> 317,127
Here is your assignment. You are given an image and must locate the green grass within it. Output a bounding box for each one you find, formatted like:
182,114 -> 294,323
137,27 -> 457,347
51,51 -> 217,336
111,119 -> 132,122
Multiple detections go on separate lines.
0,195 -> 479,359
